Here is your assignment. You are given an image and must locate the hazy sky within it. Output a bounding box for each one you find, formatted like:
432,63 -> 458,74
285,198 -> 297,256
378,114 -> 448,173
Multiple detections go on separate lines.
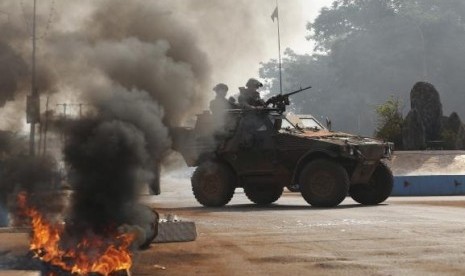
203,0 -> 333,97
0,0 -> 333,132
290,0 -> 333,53
54,0 -> 334,101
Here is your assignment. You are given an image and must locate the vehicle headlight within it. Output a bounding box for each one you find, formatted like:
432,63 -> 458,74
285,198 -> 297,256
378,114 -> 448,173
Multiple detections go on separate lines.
384,143 -> 394,157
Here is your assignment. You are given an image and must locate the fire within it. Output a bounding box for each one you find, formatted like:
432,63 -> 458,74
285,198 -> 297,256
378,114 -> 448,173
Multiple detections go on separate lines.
17,192 -> 135,275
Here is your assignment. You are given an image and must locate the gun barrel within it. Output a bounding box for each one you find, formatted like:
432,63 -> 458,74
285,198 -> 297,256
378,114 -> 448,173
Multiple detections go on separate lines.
283,85 -> 312,97
265,85 -> 312,110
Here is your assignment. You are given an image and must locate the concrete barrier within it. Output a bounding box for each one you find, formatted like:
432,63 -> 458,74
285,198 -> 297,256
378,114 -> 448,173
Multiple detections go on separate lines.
388,151 -> 465,196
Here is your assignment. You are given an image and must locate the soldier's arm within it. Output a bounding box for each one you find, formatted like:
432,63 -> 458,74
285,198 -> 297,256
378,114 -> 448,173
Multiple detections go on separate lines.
238,94 -> 253,109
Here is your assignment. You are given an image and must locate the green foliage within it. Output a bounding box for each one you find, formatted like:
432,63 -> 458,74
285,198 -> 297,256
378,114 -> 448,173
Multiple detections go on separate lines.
260,0 -> 465,135
440,112 -> 465,150
440,129 -> 457,150
374,96 -> 403,147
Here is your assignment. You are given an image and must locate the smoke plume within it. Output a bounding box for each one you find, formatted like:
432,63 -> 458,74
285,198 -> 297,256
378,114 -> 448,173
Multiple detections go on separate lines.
0,42 -> 28,107
0,1 -> 306,242
48,0 -> 214,242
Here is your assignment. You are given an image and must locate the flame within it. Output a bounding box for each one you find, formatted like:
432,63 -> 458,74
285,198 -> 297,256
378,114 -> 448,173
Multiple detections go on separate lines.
17,192 -> 135,276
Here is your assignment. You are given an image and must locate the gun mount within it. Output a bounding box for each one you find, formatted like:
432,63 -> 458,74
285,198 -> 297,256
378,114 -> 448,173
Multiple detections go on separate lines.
265,86 -> 312,113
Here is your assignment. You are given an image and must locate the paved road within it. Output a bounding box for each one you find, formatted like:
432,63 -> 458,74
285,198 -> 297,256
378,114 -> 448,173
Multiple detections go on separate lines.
1,174 -> 465,275
131,175 -> 465,276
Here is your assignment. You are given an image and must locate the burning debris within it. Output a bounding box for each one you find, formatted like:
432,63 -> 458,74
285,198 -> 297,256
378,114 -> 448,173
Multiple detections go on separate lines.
17,192 -> 135,276
0,0 -> 214,273
0,131 -> 59,227
6,111 -> 161,274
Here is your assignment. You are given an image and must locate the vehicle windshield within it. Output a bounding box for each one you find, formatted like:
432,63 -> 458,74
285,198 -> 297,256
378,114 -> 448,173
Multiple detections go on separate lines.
281,118 -> 296,130
300,118 -> 324,130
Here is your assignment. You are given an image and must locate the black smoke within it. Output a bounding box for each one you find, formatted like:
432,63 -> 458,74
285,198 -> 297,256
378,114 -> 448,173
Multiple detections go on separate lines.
0,42 -> 27,107
0,0 -> 281,243
63,118 -> 148,231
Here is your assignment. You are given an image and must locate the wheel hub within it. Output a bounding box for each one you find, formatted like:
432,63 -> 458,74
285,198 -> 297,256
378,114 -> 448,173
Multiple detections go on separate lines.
203,174 -> 221,195
309,171 -> 334,197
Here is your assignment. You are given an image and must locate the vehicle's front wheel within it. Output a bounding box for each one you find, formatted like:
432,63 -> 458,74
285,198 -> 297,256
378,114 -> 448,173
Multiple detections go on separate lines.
244,183 -> 283,205
191,161 -> 236,207
349,162 -> 393,205
299,159 -> 349,207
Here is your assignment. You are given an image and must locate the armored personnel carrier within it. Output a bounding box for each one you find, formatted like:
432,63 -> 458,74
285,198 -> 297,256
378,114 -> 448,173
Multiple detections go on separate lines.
172,88 -> 394,207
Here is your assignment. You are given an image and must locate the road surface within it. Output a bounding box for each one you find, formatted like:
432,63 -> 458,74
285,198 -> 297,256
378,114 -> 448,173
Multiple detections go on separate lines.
133,174 -> 465,276
1,173 -> 465,275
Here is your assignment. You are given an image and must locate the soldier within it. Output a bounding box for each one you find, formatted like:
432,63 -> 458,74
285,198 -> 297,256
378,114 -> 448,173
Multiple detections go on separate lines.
238,78 -> 266,109
235,79 -> 269,148
209,83 -> 235,114
208,83 -> 238,147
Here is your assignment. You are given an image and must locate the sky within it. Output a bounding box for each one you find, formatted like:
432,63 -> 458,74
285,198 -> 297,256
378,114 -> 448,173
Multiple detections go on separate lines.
204,0 -> 333,96
55,0 -> 335,108
0,0 -> 334,132
290,0 -> 333,53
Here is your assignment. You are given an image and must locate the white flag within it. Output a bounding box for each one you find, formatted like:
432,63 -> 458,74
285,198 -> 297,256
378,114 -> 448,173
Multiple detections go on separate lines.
271,6 -> 278,22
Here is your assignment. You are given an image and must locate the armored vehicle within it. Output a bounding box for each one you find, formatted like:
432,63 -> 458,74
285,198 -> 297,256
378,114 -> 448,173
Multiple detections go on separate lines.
172,89 -> 394,207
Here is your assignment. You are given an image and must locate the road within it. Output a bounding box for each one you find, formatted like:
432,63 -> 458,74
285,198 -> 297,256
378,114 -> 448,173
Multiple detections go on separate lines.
1,174 -> 465,275
133,174 -> 465,276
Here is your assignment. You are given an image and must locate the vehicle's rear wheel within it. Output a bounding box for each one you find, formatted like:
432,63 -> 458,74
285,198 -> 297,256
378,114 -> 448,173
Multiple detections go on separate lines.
191,161 -> 235,207
244,183 -> 283,205
299,159 -> 349,207
349,162 -> 393,205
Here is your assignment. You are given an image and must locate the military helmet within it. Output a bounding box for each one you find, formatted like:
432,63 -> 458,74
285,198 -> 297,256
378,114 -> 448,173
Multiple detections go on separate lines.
246,78 -> 263,89
213,83 -> 228,93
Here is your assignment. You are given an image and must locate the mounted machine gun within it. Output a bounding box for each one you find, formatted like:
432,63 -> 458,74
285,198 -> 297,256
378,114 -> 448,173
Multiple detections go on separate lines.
265,86 -> 312,113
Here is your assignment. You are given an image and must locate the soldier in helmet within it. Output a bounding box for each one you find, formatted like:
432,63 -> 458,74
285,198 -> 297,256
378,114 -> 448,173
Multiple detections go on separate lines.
238,78 -> 266,110
210,83 -> 236,114
234,78 -> 271,149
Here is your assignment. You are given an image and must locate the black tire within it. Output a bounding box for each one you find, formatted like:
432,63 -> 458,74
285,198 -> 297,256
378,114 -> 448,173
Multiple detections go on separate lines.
286,184 -> 300,192
299,159 -> 349,207
244,184 -> 283,205
350,162 -> 393,205
191,161 -> 235,207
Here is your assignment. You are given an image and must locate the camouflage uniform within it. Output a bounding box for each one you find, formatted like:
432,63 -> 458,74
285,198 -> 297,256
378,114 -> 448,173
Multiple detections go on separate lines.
236,79 -> 268,148
238,78 -> 265,109
238,88 -> 266,109
208,83 -> 239,147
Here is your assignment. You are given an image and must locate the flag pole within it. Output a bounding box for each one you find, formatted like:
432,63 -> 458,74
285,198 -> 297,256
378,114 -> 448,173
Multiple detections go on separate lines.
276,0 -> 283,95
29,0 -> 38,156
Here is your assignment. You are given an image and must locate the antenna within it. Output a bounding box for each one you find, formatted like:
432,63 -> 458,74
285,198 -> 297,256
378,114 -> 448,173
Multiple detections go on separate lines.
276,0 -> 283,95
29,0 -> 38,156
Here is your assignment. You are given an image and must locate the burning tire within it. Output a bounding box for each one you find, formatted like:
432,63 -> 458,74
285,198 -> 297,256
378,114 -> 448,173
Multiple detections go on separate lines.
349,162 -> 393,205
191,161 -> 235,207
299,159 -> 349,207
244,183 -> 283,205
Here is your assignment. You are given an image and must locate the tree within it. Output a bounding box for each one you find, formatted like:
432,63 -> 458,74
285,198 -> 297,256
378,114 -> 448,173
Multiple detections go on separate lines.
374,96 -> 403,147
260,0 -> 465,135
